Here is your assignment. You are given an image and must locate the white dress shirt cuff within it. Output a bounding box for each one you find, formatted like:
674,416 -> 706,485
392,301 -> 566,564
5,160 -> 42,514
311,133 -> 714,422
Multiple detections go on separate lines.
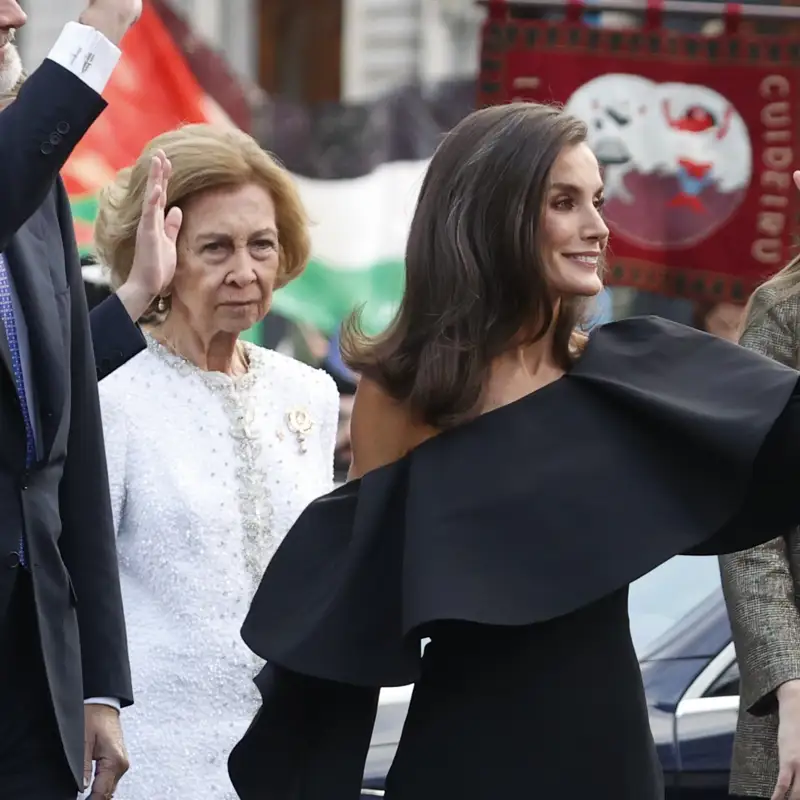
46,21 -> 121,95
84,696 -> 122,711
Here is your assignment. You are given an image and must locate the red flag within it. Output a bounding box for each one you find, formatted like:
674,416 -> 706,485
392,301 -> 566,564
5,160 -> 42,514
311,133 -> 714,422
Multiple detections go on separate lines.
64,0 -> 223,249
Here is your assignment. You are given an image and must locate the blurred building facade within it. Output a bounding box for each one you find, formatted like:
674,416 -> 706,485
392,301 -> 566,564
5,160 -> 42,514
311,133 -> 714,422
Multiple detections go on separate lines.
341,0 -> 482,101
20,0 -> 482,104
19,0 -> 258,81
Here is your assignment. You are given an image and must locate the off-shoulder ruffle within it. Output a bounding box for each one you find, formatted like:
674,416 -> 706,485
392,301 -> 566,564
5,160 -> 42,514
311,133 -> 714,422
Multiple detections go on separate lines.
239,316 -> 800,690
229,316 -> 800,800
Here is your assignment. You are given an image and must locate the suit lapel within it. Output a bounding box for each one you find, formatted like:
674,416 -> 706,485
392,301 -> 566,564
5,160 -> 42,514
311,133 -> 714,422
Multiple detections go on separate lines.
6,222 -> 66,461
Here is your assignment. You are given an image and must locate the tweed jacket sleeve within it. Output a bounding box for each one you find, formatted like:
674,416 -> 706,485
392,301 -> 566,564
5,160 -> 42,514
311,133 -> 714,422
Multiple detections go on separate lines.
719,286 -> 800,716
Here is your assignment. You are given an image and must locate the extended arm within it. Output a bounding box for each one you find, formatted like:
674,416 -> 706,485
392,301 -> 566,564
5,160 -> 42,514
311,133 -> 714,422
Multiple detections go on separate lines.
720,287 -> 800,715
0,0 -> 141,248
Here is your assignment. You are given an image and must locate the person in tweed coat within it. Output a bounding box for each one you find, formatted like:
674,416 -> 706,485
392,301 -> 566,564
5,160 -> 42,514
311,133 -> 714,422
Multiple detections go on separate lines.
720,168 -> 800,800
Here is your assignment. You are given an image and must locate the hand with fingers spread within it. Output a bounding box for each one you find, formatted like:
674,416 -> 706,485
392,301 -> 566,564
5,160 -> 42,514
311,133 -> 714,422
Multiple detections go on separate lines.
116,149 -> 183,322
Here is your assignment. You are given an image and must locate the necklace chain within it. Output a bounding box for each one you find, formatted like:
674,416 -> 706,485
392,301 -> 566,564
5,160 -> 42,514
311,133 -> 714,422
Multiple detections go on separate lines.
149,332 -> 249,376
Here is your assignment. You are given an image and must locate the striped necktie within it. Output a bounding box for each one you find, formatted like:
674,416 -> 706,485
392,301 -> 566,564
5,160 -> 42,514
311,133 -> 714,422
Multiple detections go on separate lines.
0,253 -> 35,566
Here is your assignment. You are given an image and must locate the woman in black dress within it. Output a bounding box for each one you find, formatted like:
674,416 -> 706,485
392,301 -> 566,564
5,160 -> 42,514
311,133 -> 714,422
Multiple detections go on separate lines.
228,103 -> 800,800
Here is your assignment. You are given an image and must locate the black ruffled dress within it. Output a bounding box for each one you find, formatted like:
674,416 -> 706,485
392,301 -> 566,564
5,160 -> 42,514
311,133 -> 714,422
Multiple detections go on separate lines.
228,317 -> 800,800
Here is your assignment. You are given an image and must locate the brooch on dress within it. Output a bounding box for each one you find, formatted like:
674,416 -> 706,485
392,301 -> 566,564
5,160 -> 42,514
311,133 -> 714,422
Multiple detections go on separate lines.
285,408 -> 314,454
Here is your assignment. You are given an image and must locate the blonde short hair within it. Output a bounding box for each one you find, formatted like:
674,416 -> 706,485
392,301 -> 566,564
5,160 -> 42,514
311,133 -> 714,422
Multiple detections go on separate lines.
94,124 -> 310,306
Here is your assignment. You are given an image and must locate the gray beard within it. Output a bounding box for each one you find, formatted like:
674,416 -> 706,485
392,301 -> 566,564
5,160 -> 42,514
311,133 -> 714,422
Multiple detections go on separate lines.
0,45 -> 24,97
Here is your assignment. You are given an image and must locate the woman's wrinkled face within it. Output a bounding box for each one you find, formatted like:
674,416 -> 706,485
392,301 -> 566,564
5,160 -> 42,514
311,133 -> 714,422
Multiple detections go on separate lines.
541,142 -> 609,299
171,182 -> 279,336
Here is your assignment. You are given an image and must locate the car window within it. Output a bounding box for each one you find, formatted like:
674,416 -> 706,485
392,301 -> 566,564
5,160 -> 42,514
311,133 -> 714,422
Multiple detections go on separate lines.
706,660 -> 740,697
628,555 -> 722,656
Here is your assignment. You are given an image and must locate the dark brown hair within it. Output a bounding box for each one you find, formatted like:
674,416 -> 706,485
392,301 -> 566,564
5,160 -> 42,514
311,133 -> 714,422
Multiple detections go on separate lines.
342,102 -> 593,429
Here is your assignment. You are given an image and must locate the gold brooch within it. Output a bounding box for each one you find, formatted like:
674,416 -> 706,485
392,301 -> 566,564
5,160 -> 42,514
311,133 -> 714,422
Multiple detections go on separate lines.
285,408 -> 313,453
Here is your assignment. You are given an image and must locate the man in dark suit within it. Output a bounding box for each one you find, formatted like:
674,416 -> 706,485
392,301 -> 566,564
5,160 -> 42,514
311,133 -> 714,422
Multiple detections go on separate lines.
82,260 -> 148,380
0,1 -> 148,798
87,253 -> 171,379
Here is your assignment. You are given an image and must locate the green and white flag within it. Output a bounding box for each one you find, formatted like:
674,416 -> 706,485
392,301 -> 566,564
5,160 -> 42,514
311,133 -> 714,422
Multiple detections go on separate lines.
256,82 -> 476,338
274,161 -> 425,337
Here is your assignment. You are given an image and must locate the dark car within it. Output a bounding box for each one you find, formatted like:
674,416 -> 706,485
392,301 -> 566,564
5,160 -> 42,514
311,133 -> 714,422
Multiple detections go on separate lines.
361,556 -> 739,799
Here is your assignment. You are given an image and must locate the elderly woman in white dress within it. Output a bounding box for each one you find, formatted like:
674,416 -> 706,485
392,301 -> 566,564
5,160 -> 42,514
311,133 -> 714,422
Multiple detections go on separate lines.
93,125 -> 339,800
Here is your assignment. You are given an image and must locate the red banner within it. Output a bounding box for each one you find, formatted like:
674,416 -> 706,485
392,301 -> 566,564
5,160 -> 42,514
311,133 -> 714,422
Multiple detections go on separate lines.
479,9 -> 800,303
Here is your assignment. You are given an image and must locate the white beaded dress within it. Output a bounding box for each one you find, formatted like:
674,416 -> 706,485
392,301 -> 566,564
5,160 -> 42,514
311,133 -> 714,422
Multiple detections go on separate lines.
97,335 -> 340,800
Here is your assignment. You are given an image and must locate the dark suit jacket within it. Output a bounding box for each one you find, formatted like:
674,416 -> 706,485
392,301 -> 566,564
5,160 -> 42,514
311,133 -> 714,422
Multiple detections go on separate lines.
90,293 -> 146,381
0,59 -> 135,790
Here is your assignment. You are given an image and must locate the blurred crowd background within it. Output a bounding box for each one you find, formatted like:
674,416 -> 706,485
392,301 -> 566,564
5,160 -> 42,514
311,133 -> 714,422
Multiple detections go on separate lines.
14,0 -> 798,482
